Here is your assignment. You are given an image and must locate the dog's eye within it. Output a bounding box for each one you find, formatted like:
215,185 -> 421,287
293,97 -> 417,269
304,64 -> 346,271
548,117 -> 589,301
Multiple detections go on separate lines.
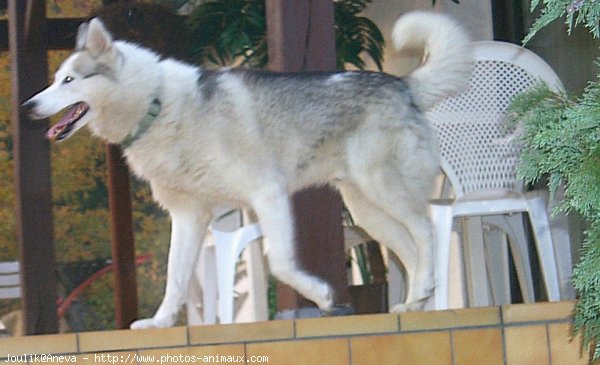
62,76 -> 74,84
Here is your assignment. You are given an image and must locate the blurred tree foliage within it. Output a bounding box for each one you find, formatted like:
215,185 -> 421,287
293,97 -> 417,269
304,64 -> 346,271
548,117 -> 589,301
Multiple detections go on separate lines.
0,1 -> 171,331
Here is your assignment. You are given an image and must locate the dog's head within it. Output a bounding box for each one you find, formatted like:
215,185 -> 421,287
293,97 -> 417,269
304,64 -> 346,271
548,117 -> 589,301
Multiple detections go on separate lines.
23,18 -> 123,141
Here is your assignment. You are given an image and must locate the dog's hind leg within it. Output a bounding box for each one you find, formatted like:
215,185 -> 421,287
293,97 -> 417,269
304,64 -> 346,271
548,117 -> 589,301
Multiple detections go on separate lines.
131,193 -> 211,329
344,129 -> 437,311
350,176 -> 435,312
250,184 -> 334,311
338,183 -> 426,312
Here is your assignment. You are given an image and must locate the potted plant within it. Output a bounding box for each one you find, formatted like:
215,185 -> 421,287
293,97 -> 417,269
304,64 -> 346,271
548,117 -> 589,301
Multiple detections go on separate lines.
347,238 -> 389,314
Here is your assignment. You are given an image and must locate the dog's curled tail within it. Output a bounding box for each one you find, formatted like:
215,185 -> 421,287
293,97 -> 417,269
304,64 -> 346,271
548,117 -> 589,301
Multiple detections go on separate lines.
392,11 -> 472,111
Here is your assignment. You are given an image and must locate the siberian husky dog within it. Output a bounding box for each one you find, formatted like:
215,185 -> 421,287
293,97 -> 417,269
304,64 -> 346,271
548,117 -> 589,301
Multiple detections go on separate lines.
24,11 -> 471,328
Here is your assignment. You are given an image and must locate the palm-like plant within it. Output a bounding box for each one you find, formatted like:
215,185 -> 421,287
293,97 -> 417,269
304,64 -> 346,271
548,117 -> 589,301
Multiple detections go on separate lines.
184,0 -> 384,70
187,0 -> 268,67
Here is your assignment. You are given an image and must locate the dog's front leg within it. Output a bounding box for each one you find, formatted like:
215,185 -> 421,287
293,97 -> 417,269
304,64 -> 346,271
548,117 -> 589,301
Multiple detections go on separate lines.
252,185 -> 334,311
131,205 -> 210,329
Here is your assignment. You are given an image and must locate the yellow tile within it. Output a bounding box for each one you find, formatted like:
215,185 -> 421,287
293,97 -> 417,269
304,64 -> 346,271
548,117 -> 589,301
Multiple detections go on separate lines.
247,338 -> 348,365
0,333 -> 77,358
505,325 -> 550,365
78,326 -> 187,352
189,320 -> 294,345
295,313 -> 399,338
548,323 -> 589,365
400,307 -> 501,331
75,352 -> 136,365
502,301 -> 574,324
351,332 -> 452,365
453,328 -> 503,365
138,344 -> 245,365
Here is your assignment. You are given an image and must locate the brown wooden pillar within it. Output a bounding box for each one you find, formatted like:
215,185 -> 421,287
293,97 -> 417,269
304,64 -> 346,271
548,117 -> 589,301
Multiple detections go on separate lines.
266,0 -> 350,310
8,0 -> 59,334
106,144 -> 137,329
100,0 -> 139,330
491,0 -> 525,43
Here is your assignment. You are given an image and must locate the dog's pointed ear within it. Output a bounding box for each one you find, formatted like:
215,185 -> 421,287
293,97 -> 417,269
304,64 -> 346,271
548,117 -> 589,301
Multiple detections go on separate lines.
85,18 -> 115,58
75,22 -> 89,51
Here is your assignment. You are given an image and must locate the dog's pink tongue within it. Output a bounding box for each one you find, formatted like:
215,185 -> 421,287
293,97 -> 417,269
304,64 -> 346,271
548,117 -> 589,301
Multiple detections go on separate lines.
46,107 -> 77,140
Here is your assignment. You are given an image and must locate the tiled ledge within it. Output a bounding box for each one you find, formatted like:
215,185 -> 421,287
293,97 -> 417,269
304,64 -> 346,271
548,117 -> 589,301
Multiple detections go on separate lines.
0,301 -> 592,365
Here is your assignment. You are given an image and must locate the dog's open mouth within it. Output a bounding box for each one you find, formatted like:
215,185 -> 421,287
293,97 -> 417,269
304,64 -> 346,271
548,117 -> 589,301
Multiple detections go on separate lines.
47,102 -> 89,141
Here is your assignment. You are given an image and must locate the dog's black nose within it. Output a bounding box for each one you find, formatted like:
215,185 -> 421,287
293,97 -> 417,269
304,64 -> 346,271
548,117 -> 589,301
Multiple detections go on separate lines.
21,99 -> 36,113
21,99 -> 39,119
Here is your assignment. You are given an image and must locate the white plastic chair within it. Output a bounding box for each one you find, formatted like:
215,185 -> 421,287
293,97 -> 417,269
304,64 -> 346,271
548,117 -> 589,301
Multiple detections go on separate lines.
187,221 -> 265,325
0,261 -> 20,300
0,261 -> 20,333
428,41 -> 573,310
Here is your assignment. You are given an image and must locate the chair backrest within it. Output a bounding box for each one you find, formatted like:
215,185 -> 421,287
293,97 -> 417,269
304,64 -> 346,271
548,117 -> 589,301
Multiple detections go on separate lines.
427,41 -> 563,198
0,261 -> 21,299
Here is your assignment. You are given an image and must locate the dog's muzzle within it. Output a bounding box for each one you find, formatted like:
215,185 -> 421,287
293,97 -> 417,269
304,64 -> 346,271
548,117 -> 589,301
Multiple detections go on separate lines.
21,99 -> 40,119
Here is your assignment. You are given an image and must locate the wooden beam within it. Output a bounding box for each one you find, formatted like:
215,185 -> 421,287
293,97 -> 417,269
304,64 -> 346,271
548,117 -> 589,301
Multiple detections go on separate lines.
491,0 -> 525,43
106,145 -> 137,329
8,0 -> 58,334
0,18 -> 84,51
100,0 -> 138,331
266,0 -> 350,311
5,4 -> 139,329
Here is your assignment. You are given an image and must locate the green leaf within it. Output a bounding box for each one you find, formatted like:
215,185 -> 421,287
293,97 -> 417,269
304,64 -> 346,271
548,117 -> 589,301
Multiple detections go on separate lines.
186,0 -> 385,70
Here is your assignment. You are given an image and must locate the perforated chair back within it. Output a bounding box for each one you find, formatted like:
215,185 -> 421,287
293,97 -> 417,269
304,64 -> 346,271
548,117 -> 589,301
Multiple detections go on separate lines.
427,41 -> 563,198
0,261 -> 21,299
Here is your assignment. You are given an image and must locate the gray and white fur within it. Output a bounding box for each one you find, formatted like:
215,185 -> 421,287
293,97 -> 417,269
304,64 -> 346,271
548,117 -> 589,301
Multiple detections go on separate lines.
24,11 -> 472,328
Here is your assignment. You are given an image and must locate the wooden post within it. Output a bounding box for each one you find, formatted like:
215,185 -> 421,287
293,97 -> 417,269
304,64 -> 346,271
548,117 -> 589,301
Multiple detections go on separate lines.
266,0 -> 350,310
8,0 -> 59,334
101,0 -> 139,330
106,145 -> 137,329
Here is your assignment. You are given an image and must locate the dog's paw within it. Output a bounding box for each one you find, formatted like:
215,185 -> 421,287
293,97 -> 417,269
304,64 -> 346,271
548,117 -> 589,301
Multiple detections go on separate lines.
130,317 -> 172,329
390,299 -> 427,313
313,283 -> 335,312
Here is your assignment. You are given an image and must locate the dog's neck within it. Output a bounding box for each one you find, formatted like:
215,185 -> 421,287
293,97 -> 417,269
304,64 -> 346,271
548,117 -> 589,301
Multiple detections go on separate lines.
120,96 -> 162,148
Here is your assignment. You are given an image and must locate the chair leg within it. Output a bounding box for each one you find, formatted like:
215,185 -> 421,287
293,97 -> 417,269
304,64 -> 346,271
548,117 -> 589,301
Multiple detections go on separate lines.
463,217 -> 491,307
484,214 -> 535,303
547,185 -> 575,299
244,240 -> 269,322
186,266 -> 205,325
430,203 -> 453,310
213,230 -> 237,324
199,236 -> 218,324
214,224 -> 263,324
482,225 -> 511,304
526,195 -> 561,301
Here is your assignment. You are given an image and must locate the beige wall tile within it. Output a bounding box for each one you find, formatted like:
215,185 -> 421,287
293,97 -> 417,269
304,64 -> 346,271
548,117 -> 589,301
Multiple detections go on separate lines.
75,352 -> 136,365
78,326 -> 187,352
138,345 -> 245,365
247,338 -> 349,365
505,325 -> 550,365
189,320 -> 294,345
296,313 -> 399,338
0,333 -> 77,358
351,332 -> 452,365
400,307 -> 501,331
502,301 -> 575,324
453,328 -> 503,365
11,352 -> 81,365
548,323 -> 589,365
